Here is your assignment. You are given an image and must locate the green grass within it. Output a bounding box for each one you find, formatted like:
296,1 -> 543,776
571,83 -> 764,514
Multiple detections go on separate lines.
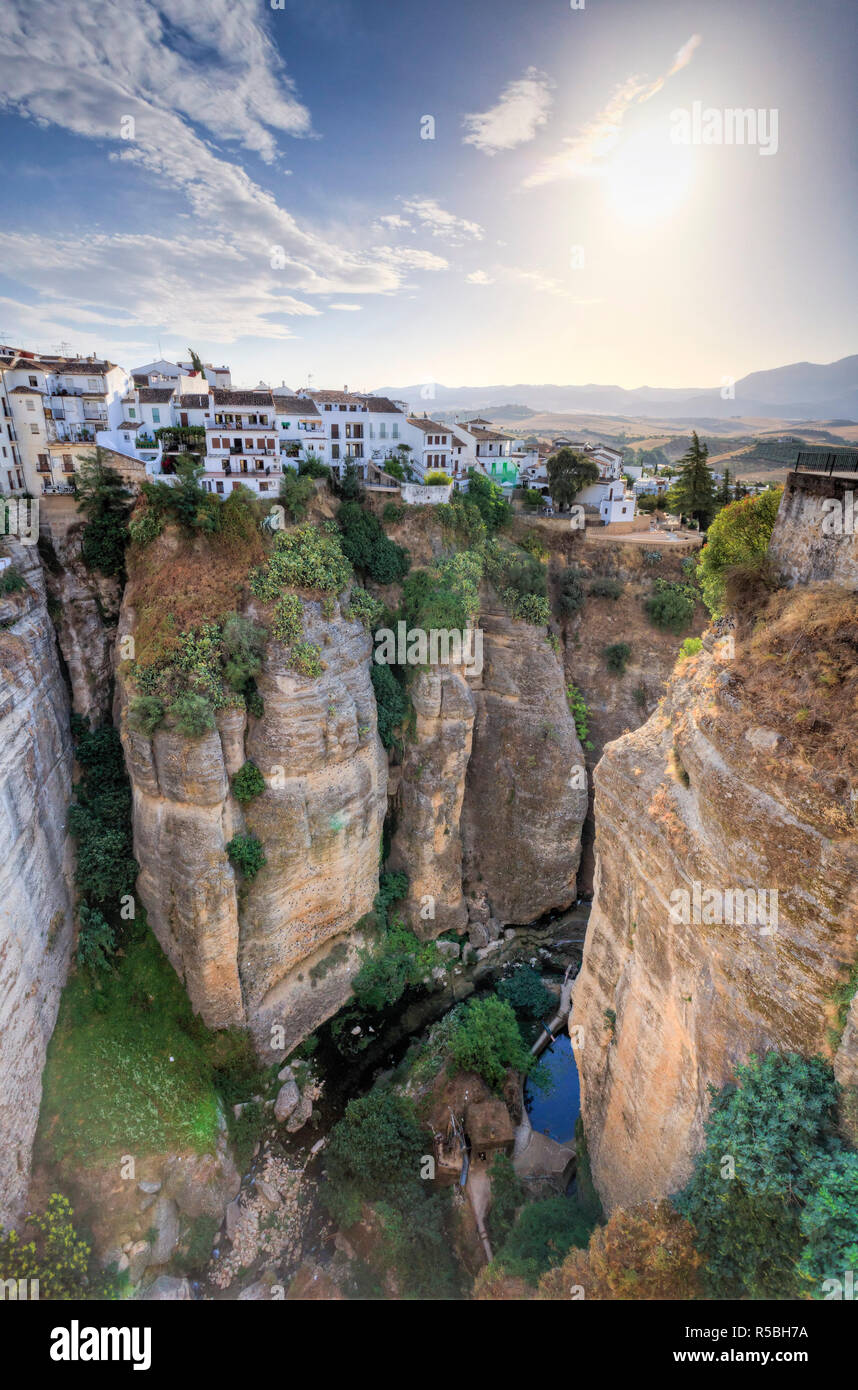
39,920 -> 225,1167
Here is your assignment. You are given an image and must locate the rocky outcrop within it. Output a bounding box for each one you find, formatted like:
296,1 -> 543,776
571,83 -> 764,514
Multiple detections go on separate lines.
38,497 -> 120,721
572,627 -> 858,1212
770,471 -> 858,587
0,542 -> 74,1225
461,601 -> 588,925
390,599 -> 587,940
118,589 -> 387,1057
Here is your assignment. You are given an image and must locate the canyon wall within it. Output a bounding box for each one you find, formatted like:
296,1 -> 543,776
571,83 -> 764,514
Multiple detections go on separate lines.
0,542 -> 74,1225
118,588 -> 387,1057
572,618 -> 858,1212
770,470 -> 858,588
390,597 -> 588,944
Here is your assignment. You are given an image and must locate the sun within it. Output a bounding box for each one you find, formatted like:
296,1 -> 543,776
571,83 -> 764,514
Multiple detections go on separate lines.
602,126 -> 696,224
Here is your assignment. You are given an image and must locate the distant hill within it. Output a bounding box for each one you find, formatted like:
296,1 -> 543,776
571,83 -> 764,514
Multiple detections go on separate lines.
374,355 -> 858,421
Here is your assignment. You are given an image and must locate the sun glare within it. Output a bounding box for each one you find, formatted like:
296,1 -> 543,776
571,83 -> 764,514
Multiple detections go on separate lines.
603,127 -> 696,224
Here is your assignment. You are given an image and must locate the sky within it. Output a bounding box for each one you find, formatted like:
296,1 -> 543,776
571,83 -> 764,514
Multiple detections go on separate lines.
0,0 -> 856,392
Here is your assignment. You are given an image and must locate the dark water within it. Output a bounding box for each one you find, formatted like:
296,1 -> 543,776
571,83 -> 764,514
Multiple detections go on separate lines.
524,1032 -> 581,1143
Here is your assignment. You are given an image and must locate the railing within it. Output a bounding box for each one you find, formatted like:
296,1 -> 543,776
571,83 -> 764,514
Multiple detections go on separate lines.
795,449 -> 858,476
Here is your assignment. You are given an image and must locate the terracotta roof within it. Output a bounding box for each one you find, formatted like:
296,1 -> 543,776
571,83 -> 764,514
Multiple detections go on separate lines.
9,384 -> 44,394
465,1100 -> 515,1150
177,393 -> 210,409
212,389 -> 273,407
407,417 -> 450,433
274,396 -> 321,416
306,390 -> 366,405
138,387 -> 175,404
360,395 -> 405,414
471,427 -> 512,442
38,357 -> 113,373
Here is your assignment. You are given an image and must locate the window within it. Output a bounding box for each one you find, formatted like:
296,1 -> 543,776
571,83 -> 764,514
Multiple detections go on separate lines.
216,481 -> 224,494
257,438 -> 265,450
379,423 -> 386,439
87,378 -> 100,391
392,424 -> 399,439
266,438 -> 275,450
212,437 -> 221,449
152,408 -> 160,423
37,454 -> 50,472
30,423 -> 39,435
26,399 -> 35,411
330,424 -> 339,439
62,454 -> 73,471
29,376 -> 38,387
128,407 -> 136,418
331,444 -> 340,460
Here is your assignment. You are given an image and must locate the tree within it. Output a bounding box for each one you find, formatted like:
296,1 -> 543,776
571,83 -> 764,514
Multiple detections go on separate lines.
797,1151 -> 858,1296
75,451 -> 133,577
494,1196 -> 597,1284
717,465 -> 732,509
665,432 -> 717,529
546,448 -> 600,510
695,488 -> 783,618
636,492 -> 660,515
187,348 -> 204,375
537,1200 -> 702,1301
447,995 -> 535,1091
322,1089 -> 425,1226
676,1052 -> 841,1299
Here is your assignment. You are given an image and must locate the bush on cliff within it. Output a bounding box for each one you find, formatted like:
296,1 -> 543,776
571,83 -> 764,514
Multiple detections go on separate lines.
497,965 -> 554,1021
67,722 -> 137,911
493,1196 -> 597,1285
231,760 -> 266,805
537,1200 -> 702,1301
251,521 -> 351,598
370,661 -> 409,748
644,578 -> 696,633
676,1051 -> 843,1299
337,501 -> 410,585
322,1088 -> 425,1226
226,832 -> 266,880
75,453 -> 133,578
446,995 -> 539,1092
696,488 -> 783,618
0,1194 -> 122,1300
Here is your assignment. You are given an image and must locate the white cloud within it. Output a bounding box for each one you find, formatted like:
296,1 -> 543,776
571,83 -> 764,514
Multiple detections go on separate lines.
0,0 -> 448,344
466,270 -> 495,285
523,35 -> 702,188
328,303 -> 362,311
462,67 -> 554,156
397,199 -> 483,245
465,265 -> 579,298
374,214 -> 412,231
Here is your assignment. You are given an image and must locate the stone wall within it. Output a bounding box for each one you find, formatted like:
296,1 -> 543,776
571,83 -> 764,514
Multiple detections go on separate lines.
769,470 -> 858,587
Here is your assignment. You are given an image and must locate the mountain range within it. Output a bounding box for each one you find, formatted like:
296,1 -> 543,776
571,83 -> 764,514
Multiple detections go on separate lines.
375,354 -> 858,422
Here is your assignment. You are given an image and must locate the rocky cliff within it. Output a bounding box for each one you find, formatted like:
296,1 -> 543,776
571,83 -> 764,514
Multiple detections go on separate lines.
572,586 -> 858,1211
118,582 -> 387,1058
389,596 -> 588,944
0,542 -> 74,1225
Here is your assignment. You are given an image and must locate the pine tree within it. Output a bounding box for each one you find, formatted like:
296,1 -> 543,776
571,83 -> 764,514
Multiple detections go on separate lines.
666,431 -> 717,529
717,466 -> 732,509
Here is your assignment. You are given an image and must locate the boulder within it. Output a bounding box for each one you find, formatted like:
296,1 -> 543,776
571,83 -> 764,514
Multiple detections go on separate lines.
274,1080 -> 301,1123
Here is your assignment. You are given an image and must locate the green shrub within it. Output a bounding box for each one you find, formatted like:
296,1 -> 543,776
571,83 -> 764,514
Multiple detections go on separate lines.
465,471 -> 512,533
128,694 -> 166,738
645,579 -> 696,633
374,871 -> 410,929
251,522 -> 351,597
696,488 -> 783,618
76,903 -> 116,976
67,723 -> 137,910
447,995 -> 536,1091
352,920 -> 438,1012
497,966 -> 554,1020
290,640 -> 323,679
226,833 -> 266,880
170,692 -> 215,737
220,613 -> 266,694
374,1186 -> 460,1299
424,470 -> 451,486
0,564 -> 26,594
272,593 -> 303,644
676,1052 -> 842,1299
643,549 -> 663,564
604,641 -> 631,674
128,506 -> 165,547
797,1151 -> 858,1295
566,684 -> 593,750
279,470 -> 315,522
495,1196 -> 597,1284
345,586 -> 385,630
678,637 -> 703,660
0,1194 -> 121,1301
298,456 -> 330,479
556,567 -> 585,618
382,502 -> 404,524
487,1153 -> 523,1248
232,760 -> 266,805
587,577 -> 623,600
371,662 -> 409,747
337,501 -> 410,585
322,1089 -> 425,1227
75,454 -> 133,577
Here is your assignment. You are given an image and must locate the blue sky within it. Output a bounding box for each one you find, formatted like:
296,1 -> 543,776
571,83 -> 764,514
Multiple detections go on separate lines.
1,0 -> 856,390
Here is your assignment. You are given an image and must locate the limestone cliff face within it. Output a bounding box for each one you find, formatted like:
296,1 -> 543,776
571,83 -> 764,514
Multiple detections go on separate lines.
391,599 -> 588,939
572,630 -> 858,1212
118,591 -> 387,1057
0,543 -> 74,1225
770,471 -> 858,588
39,500 -> 120,721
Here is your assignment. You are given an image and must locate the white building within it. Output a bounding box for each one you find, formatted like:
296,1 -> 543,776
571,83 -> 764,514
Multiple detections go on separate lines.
203,388 -> 280,496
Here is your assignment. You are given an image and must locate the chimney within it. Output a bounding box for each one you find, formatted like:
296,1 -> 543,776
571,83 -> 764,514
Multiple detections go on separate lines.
344,384 -> 348,393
